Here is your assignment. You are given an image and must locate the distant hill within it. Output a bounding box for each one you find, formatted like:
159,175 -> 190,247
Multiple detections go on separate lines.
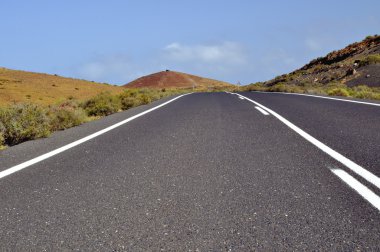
246,35 -> 380,93
124,70 -> 233,89
0,68 -> 123,106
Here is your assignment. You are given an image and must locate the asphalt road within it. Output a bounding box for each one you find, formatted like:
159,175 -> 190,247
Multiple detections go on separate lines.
0,92 -> 379,251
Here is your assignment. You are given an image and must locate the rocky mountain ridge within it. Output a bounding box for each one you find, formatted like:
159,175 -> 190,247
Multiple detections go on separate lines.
264,35 -> 380,88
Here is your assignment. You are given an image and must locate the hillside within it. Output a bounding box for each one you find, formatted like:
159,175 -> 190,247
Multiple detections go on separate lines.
124,70 -> 233,90
0,67 -> 123,106
245,35 -> 380,99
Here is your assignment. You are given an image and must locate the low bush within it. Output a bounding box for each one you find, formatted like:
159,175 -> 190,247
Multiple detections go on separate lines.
123,89 -> 139,97
48,101 -> 88,131
138,93 -> 152,105
243,82 -> 268,92
327,88 -> 350,97
119,88 -> 174,110
351,85 -> 380,100
0,122 -> 5,147
366,54 -> 380,64
358,54 -> 380,67
0,88 -> 190,148
81,92 -> 121,116
0,103 -> 51,145
120,96 -> 141,110
268,83 -> 286,92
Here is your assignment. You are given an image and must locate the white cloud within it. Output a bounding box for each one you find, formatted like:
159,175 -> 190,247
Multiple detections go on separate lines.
305,36 -> 340,53
163,41 -> 246,64
77,54 -> 140,84
262,48 -> 296,67
74,41 -> 249,84
305,38 -> 322,51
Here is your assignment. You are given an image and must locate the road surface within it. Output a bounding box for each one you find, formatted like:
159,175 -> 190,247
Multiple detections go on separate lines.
0,92 -> 379,250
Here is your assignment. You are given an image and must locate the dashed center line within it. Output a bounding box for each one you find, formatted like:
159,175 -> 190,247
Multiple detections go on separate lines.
230,92 -> 380,212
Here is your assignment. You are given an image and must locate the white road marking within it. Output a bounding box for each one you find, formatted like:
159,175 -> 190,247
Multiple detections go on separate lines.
232,93 -> 380,191
331,169 -> 380,211
0,93 -> 191,180
255,106 -> 269,115
239,96 -> 245,100
252,91 -> 380,107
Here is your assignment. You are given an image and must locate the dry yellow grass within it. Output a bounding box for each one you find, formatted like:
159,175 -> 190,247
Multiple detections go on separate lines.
0,67 -> 124,106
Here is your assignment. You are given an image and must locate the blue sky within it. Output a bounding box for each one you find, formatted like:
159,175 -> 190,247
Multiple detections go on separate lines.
1,0 -> 379,85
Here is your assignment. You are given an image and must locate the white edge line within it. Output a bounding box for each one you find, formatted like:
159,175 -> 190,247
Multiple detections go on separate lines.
0,93 -> 191,179
233,93 -> 380,190
255,106 -> 270,115
331,169 -> 380,211
251,91 -> 380,107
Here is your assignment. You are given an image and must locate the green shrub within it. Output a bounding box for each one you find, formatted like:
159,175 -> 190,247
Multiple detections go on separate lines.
138,93 -> 152,105
327,88 -> 350,97
366,54 -> 380,64
0,88 -> 189,148
358,54 -> 380,67
119,89 -> 162,110
268,83 -> 286,92
351,85 -> 380,100
123,89 -> 139,97
148,92 -> 161,101
0,103 -> 51,145
120,96 -> 141,110
243,82 -> 267,92
48,101 -> 88,131
81,92 -> 121,116
0,122 -> 5,147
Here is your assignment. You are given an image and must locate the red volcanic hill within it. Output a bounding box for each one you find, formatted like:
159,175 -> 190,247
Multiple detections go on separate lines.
123,70 -> 233,89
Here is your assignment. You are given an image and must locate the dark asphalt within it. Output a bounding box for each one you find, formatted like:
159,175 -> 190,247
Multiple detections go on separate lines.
0,92 -> 379,250
240,91 -> 380,178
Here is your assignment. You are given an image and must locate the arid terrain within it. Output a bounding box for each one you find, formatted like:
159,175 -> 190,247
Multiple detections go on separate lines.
124,70 -> 233,90
0,68 -> 124,106
245,35 -> 380,99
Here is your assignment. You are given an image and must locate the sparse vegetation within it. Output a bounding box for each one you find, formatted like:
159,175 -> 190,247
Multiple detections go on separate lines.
358,54 -> 380,67
48,101 -> 88,131
244,82 -> 380,100
0,87 -> 191,148
119,88 -> 189,110
0,67 -> 123,106
80,92 -> 122,116
120,96 -> 141,110
140,93 -> 152,105
351,85 -> 380,100
243,35 -> 380,101
327,88 -> 350,97
0,67 -> 236,149
0,122 -> 5,149
0,103 -> 51,146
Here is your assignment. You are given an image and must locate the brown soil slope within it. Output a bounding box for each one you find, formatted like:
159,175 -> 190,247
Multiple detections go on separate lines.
0,67 -> 123,106
260,35 -> 380,88
124,70 -> 233,89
